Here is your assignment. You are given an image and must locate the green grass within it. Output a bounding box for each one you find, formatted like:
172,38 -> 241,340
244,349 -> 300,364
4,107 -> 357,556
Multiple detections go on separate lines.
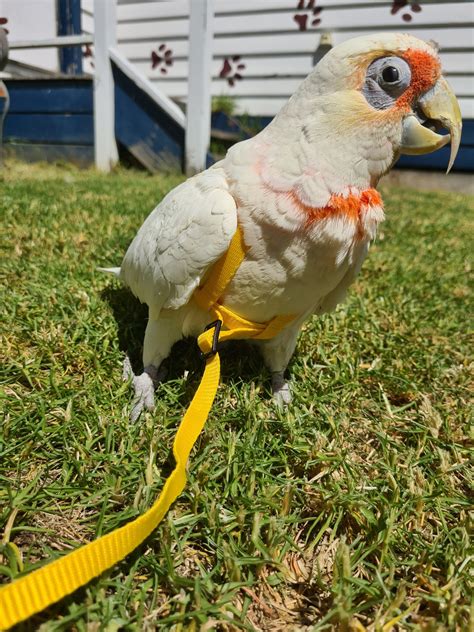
0,162 -> 472,631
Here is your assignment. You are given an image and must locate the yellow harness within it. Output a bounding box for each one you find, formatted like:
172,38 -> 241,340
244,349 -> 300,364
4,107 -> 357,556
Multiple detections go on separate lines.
0,226 -> 294,629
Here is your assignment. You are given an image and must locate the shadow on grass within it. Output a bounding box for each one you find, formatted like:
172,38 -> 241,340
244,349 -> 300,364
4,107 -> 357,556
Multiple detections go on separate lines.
101,285 -> 272,405
101,285 -> 148,372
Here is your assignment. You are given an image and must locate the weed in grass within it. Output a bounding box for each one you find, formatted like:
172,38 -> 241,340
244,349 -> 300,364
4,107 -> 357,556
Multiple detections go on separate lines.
0,162 -> 472,630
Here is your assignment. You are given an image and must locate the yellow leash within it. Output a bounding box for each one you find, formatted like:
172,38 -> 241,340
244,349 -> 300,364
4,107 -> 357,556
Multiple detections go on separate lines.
0,227 -> 294,629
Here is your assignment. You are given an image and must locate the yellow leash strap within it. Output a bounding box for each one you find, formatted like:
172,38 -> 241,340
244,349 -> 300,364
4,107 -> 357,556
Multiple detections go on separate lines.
193,222 -> 247,309
0,333 -> 220,629
0,226 -> 294,630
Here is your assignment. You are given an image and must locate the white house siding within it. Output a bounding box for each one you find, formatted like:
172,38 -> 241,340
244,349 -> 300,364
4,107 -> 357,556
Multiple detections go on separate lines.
0,0 -> 58,71
82,0 -> 474,118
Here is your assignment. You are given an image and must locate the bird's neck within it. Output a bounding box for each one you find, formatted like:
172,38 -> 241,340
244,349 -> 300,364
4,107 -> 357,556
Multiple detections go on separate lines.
260,92 -> 399,196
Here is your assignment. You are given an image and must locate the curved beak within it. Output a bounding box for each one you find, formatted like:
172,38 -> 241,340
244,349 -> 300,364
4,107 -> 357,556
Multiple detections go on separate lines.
400,76 -> 462,173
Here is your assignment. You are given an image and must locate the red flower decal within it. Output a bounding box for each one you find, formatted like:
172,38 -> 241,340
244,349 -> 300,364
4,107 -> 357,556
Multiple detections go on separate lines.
151,44 -> 174,75
219,55 -> 246,87
391,1 -> 422,22
83,44 -> 94,68
293,0 -> 322,31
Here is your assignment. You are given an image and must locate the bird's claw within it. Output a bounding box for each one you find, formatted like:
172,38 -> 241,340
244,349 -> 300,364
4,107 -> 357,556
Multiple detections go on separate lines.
123,357 -> 166,422
130,372 -> 155,422
271,371 -> 292,406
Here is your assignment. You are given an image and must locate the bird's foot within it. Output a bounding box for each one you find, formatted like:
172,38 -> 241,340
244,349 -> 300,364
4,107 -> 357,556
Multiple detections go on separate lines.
271,371 -> 292,406
123,357 -> 167,422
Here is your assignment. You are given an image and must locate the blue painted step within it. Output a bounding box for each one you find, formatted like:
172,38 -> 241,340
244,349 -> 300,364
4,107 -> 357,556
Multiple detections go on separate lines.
112,63 -> 185,172
3,70 -> 188,171
4,78 -> 94,165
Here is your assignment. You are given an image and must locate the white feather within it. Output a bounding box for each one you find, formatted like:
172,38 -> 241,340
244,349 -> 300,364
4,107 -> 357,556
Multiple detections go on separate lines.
97,266 -> 121,276
120,166 -> 237,316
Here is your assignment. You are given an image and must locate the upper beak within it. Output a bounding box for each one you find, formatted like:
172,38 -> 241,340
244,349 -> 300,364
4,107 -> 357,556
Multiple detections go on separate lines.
400,76 -> 462,173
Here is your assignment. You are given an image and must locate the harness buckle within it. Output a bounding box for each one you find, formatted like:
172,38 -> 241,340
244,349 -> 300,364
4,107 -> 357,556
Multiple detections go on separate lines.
200,319 -> 223,360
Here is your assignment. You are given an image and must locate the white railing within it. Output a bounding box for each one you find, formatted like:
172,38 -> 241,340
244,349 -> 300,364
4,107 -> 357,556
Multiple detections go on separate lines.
93,0 -> 119,171
185,0 -> 214,175
7,0 -> 215,174
9,35 -> 93,50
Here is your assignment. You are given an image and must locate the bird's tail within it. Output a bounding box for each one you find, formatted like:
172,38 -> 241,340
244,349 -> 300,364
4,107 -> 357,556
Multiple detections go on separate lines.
97,266 -> 121,277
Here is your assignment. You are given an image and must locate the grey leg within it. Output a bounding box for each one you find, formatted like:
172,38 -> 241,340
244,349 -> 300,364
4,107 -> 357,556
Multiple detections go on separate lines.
124,315 -> 182,421
271,370 -> 292,406
256,315 -> 307,406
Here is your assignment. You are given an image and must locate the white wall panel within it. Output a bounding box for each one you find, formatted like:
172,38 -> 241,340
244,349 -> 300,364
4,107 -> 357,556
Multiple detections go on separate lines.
1,0 -> 58,71
132,51 -> 473,82
116,3 -> 472,41
119,28 -> 474,60
83,0 -> 474,118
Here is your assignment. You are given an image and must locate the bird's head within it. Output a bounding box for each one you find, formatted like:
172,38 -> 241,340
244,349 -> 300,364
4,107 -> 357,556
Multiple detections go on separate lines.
268,33 -> 462,190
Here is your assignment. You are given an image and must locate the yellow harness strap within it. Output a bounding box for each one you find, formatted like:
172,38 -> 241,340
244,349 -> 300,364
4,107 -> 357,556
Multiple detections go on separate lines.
0,226 -> 294,629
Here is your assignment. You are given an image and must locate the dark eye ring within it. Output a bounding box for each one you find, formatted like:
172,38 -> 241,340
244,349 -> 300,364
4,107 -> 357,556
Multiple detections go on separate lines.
382,66 -> 400,83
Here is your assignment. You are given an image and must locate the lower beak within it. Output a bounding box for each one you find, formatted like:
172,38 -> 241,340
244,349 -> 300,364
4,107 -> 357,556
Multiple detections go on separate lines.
400,76 -> 462,173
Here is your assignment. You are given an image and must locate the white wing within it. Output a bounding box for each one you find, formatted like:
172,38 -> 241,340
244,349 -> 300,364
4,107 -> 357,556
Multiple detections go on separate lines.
120,166 -> 237,313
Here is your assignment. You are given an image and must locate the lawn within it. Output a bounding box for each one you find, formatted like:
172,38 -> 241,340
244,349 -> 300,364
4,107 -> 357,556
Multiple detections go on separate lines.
0,162 -> 472,631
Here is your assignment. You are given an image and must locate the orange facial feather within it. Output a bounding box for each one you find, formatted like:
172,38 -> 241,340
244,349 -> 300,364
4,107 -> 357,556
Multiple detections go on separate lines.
397,48 -> 441,109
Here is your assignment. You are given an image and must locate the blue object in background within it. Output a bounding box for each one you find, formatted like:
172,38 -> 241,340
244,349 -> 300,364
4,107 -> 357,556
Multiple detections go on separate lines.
4,79 -> 94,165
113,64 -> 184,172
57,0 -> 83,76
0,82 -> 9,166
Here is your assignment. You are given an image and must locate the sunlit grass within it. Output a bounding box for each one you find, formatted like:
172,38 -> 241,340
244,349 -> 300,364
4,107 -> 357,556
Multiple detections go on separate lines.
1,162 -> 472,630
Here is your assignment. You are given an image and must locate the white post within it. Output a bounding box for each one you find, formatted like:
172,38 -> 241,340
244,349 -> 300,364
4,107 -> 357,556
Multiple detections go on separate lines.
185,0 -> 214,176
93,0 -> 118,172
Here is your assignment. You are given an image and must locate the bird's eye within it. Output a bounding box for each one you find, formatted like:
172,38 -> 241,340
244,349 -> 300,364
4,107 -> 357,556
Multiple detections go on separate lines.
382,66 -> 400,83
362,56 -> 412,109
375,57 -> 410,93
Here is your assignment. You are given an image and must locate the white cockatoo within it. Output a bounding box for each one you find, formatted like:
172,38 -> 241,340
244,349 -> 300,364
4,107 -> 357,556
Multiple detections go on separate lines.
108,33 -> 461,420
